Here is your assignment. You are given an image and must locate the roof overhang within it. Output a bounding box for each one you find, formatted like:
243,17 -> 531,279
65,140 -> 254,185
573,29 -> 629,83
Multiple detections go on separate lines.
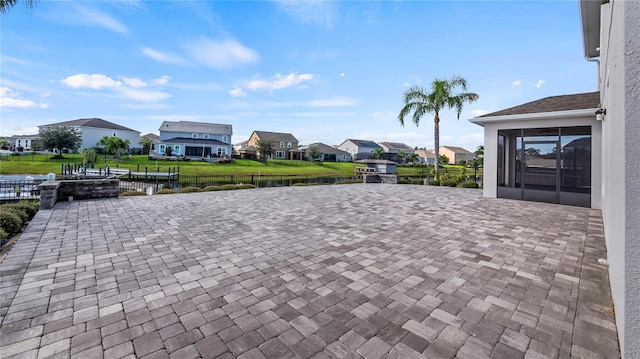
579,0 -> 602,59
469,108 -> 600,126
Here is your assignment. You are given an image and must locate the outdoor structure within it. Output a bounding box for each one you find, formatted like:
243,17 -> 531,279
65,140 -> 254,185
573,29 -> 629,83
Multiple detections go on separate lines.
355,159 -> 397,174
298,142 -> 352,162
579,1 -> 639,357
378,142 -> 414,163
7,134 -> 38,151
470,92 -> 600,208
140,133 -> 159,154
39,118 -> 142,153
337,139 -> 382,161
415,149 -> 436,164
156,121 -> 232,160
439,145 -> 475,164
470,0 -> 640,355
244,131 -> 300,160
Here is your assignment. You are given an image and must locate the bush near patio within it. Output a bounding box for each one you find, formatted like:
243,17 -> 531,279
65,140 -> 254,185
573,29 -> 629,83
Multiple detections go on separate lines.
0,201 -> 39,244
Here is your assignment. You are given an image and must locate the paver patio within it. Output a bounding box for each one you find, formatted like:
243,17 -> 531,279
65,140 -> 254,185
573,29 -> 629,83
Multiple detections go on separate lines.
0,184 -> 619,358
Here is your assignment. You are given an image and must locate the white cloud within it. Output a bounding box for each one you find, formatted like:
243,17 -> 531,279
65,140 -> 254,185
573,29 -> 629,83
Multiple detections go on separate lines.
229,88 -> 247,97
339,72 -> 345,77
61,74 -> 122,89
122,77 -> 148,88
151,75 -> 171,86
535,79 -> 545,89
61,73 -> 170,103
141,47 -> 187,65
512,80 -> 522,86
187,38 -> 259,69
0,87 -> 37,108
52,5 -> 128,34
39,103 -> 49,109
117,87 -> 170,102
466,109 -> 490,118
247,73 -> 313,91
401,82 -> 411,87
274,1 -> 337,28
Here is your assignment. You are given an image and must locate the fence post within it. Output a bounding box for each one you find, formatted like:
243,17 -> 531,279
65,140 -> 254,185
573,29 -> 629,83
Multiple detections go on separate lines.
250,175 -> 254,185
137,164 -> 140,172
231,175 -> 234,184
61,163 -> 63,175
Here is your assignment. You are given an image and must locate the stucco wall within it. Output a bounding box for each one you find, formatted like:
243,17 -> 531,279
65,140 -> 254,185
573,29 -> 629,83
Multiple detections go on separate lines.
479,115 -> 601,209
600,1 -> 640,357
79,127 -> 142,151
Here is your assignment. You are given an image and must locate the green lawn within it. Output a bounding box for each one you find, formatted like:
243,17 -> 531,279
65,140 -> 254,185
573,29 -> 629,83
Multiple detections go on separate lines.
0,154 -> 482,177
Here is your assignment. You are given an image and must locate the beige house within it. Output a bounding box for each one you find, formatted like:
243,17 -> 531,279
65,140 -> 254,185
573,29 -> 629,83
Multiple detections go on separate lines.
245,131 -> 300,160
439,146 -> 474,164
415,149 -> 436,164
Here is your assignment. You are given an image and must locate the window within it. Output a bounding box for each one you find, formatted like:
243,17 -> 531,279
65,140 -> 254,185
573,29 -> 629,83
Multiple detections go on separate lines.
159,144 -> 166,154
217,147 -> 228,156
287,142 -> 292,148
280,141 -> 285,148
276,151 -> 285,158
343,154 -> 346,160
204,134 -> 210,139
222,135 -> 228,143
173,145 -> 181,155
192,133 -> 198,138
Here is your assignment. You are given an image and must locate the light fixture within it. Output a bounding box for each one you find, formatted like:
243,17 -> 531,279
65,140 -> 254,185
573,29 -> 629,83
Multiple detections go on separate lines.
595,108 -> 606,121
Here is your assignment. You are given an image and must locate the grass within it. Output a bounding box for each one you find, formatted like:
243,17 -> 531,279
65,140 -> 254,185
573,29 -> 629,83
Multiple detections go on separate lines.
0,154 -> 483,177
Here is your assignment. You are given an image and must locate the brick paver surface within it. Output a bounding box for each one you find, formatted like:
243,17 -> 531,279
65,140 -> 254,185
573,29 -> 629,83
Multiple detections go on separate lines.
0,184 -> 620,358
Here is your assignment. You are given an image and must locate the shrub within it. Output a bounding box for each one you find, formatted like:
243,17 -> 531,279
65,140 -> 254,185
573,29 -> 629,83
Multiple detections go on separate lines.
439,172 -> 461,185
291,183 -> 307,186
397,179 -> 410,184
180,186 -> 203,193
0,210 -> 23,235
121,191 -> 147,196
1,207 -> 28,223
2,202 -> 38,219
154,189 -> 177,195
410,179 -> 424,185
462,182 -> 479,188
334,179 -> 362,185
237,184 -> 256,189
428,180 -> 440,186
441,180 -> 458,187
221,184 -> 239,190
0,228 -> 7,242
203,185 -> 223,191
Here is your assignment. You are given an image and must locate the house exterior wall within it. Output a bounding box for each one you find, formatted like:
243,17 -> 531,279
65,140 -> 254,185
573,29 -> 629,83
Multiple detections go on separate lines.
440,147 -> 474,164
599,1 -> 640,356
247,133 -> 298,159
159,130 -> 230,144
77,127 -> 142,151
157,129 -> 232,157
479,115 -> 602,209
10,135 -> 38,150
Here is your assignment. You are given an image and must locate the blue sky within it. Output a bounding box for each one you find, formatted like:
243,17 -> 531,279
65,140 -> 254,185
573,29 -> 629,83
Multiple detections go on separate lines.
1,0 -> 596,150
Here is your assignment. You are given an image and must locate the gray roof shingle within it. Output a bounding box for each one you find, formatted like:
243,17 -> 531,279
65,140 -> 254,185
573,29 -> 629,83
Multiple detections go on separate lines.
252,131 -> 298,143
159,121 -> 233,135
480,92 -> 600,117
42,118 -> 138,132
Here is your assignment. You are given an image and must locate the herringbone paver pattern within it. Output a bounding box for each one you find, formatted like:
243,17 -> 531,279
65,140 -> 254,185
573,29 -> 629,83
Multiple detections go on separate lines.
0,184 -> 619,358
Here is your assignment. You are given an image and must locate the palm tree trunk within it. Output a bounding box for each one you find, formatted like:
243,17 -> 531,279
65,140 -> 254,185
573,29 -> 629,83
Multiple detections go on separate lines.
434,112 -> 440,180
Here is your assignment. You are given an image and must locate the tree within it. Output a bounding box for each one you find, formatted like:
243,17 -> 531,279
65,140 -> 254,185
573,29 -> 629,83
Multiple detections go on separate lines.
82,148 -> 97,166
396,149 -> 407,164
39,126 -> 82,157
0,137 -> 9,150
439,154 -> 450,165
474,145 -> 484,166
140,138 -> 154,155
97,136 -> 130,159
410,153 -> 419,164
305,145 -> 323,161
165,145 -> 173,156
255,138 -> 274,161
373,148 -> 384,159
398,75 -> 479,178
0,0 -> 37,14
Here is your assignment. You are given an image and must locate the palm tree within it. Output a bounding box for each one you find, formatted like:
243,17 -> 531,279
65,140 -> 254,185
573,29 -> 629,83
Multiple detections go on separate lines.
1,0 -> 37,14
398,75 -> 478,179
140,138 -> 154,155
373,148 -> 384,159
396,149 -> 407,164
98,136 -> 130,159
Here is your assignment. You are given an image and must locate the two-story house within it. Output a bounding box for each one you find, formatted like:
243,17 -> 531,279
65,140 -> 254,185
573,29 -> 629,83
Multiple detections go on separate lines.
337,139 -> 382,161
8,134 -> 39,151
39,118 -> 142,153
245,131 -> 299,160
439,146 -> 475,164
378,142 -> 415,163
415,149 -> 436,164
297,143 -> 352,162
157,121 -> 232,159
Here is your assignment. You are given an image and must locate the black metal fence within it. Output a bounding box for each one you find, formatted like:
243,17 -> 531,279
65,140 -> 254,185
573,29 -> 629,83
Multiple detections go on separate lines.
0,179 -> 44,202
